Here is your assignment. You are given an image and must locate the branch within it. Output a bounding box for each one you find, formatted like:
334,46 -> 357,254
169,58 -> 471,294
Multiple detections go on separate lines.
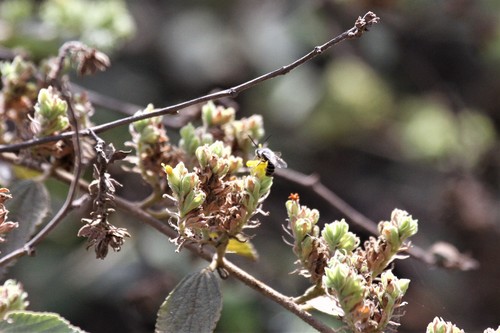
0,11 -> 380,153
70,82 -> 201,129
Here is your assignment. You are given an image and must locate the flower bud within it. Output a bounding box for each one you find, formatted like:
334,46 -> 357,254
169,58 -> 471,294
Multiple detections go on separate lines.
180,190 -> 206,218
294,218 -> 313,241
179,123 -> 201,156
392,209 -> 418,240
0,280 -> 29,318
131,104 -> 158,133
209,141 -> 225,157
426,317 -> 464,333
378,271 -> 410,305
379,209 -> 418,251
285,199 -> 299,218
322,220 -> 347,252
180,173 -> 197,196
227,156 -> 243,174
164,162 -> 187,196
202,101 -> 235,127
195,145 -> 210,168
139,125 -> 160,144
33,86 -> 69,136
323,257 -> 366,314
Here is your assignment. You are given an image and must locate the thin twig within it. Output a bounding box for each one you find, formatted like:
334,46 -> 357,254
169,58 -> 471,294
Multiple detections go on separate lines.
0,11 -> 380,153
276,168 -> 435,266
70,82 -> 200,129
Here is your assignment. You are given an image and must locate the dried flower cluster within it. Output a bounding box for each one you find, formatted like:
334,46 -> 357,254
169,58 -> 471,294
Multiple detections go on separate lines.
286,196 -> 418,333
141,101 -> 274,266
0,188 -> 18,245
78,135 -> 130,259
0,42 -> 105,167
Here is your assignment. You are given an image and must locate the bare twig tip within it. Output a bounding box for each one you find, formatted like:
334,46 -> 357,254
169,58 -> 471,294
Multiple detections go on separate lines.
349,11 -> 380,37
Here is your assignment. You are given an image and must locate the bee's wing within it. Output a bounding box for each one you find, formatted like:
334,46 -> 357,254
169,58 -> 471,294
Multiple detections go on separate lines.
269,153 -> 288,168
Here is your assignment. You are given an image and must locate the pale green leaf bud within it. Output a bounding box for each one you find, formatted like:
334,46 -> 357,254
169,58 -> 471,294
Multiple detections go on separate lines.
286,200 -> 299,218
340,231 -> 360,253
195,145 -> 210,168
294,218 -> 313,241
201,101 -> 216,127
132,104 -> 158,133
139,125 -> 160,144
214,160 -> 230,177
180,173 -> 199,196
245,177 -> 260,197
201,133 -> 214,145
385,223 -> 402,249
380,270 -> 410,300
227,155 -> 243,174
322,219 -> 349,252
164,162 -> 187,196
209,140 -> 225,157
397,278 -> 410,295
34,86 -> 69,135
308,208 -> 320,225
179,123 -> 200,155
180,190 -> 206,217
393,209 -> 419,240
324,261 -> 349,290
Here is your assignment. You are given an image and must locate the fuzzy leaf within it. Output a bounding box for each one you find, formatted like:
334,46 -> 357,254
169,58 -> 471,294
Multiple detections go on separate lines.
0,180 -> 49,275
0,310 -> 87,333
226,238 -> 259,261
305,295 -> 344,317
156,269 -> 222,333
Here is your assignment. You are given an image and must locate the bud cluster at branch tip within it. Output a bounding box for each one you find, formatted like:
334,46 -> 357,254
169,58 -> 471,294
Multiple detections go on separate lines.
286,195 -> 418,333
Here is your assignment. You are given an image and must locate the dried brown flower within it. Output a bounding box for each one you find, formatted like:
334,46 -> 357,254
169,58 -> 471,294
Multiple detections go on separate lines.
78,218 -> 130,259
77,48 -> 111,76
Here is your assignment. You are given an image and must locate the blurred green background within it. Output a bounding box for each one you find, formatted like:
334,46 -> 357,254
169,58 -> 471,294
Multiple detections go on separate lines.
2,0 -> 500,332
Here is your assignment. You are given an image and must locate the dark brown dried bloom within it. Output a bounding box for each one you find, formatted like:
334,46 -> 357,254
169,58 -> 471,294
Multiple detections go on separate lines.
77,48 -> 111,76
79,134 -> 130,258
78,217 -> 130,259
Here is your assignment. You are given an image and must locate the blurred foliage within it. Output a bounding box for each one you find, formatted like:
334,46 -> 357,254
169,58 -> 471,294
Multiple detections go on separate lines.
399,98 -> 496,167
0,0 -> 135,57
306,56 -> 394,143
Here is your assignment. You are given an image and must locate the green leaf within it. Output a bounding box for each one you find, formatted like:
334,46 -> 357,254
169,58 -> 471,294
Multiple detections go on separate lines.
0,310 -> 87,333
156,270 -> 222,333
226,238 -> 259,261
0,180 -> 50,276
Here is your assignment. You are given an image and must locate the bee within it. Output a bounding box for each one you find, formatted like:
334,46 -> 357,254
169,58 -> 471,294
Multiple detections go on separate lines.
249,136 -> 288,176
